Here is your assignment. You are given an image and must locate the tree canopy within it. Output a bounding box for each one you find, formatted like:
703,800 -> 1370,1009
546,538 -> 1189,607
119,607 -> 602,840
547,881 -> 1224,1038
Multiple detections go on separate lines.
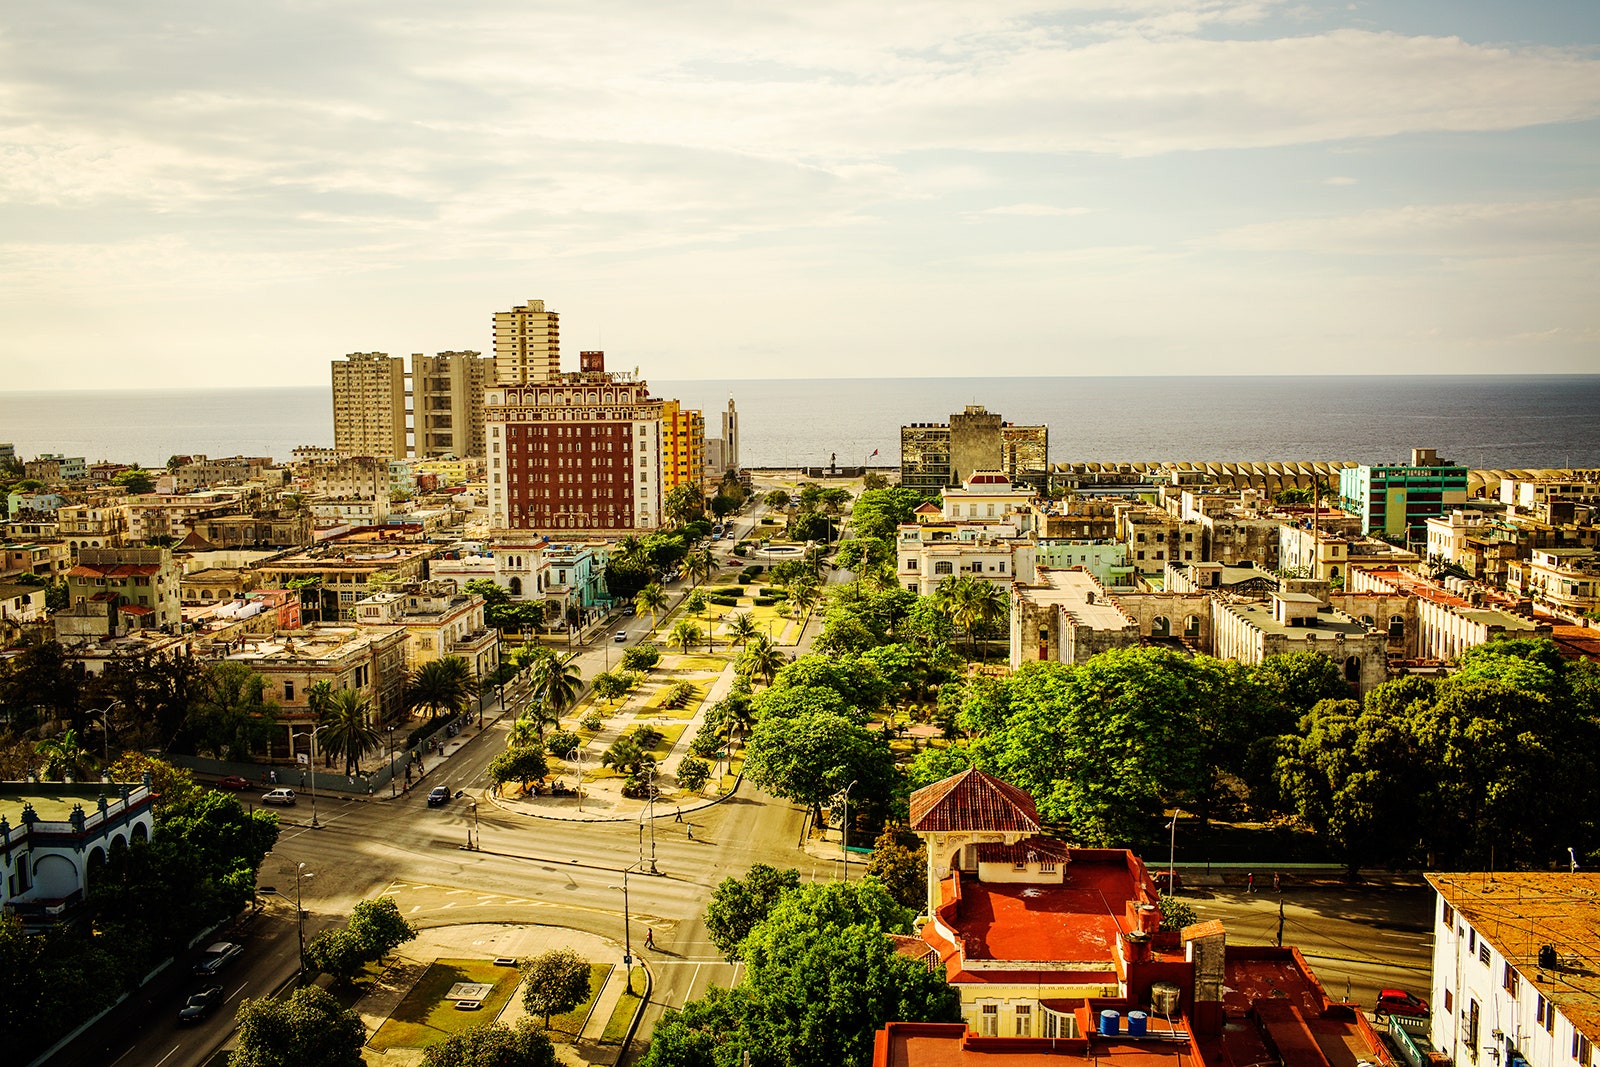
230,986 -> 367,1067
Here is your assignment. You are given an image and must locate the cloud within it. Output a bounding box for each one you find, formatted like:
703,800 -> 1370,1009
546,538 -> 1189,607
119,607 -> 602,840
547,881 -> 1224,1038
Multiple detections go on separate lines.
1324,176 -> 1359,185
1210,197 -> 1600,257
973,203 -> 1093,217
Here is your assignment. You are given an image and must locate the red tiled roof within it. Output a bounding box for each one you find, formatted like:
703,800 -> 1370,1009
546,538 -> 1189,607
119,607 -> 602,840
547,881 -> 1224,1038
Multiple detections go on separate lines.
975,836 -> 1073,864
68,563 -> 162,579
119,604 -> 154,616
910,769 -> 1041,833
89,591 -> 119,602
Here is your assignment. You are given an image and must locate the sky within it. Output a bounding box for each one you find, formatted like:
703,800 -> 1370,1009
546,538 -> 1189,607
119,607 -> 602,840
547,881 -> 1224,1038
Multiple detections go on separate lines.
2,1 -> 1598,389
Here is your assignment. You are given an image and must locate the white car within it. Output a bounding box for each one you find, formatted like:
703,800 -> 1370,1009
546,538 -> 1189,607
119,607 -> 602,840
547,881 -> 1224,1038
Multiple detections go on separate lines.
614,631 -> 628,642
193,941 -> 243,976
261,788 -> 296,806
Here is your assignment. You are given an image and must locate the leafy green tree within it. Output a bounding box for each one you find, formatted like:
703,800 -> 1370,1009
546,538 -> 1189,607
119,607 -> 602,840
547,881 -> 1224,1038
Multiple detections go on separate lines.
905,744 -> 975,791
185,662 -> 279,760
230,986 -> 366,1067
766,653 -> 889,720
764,489 -> 792,509
676,756 -> 711,795
737,634 -> 783,686
113,468 -> 155,495
590,670 -> 633,707
489,747 -> 550,794
665,483 -> 706,527
421,1021 -> 556,1067
303,928 -> 367,983
703,864 -> 802,961
544,729 -> 581,759
1251,651 -> 1352,716
621,643 -> 661,672
744,711 -> 895,827
724,612 -> 758,650
521,949 -> 592,1028
34,728 -> 94,779
1158,895 -> 1198,932
348,897 -> 416,959
106,753 -> 200,811
683,588 -> 708,616
865,828 -> 926,911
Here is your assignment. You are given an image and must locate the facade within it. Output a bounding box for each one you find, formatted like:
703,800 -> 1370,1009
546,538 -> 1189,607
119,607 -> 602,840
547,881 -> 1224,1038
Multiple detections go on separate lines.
1010,567 -> 1141,665
56,502 -> 128,552
897,522 -> 1036,596
493,298 -> 561,385
168,455 -> 276,492
1123,509 -> 1206,576
660,400 -> 706,493
1340,448 -> 1469,540
1,541 -> 72,581
297,454 -> 388,500
1034,541 -> 1134,589
484,350 -> 664,535
1,782 -> 157,919
1211,591 -> 1388,693
24,454 -> 86,482
62,547 -> 181,639
254,528 -> 437,622
901,406 -> 1049,493
413,350 -> 493,458
1346,567 -> 1547,662
124,490 -> 243,544
332,352 -> 409,459
353,582 -> 499,679
1427,872 -> 1600,1067
1510,548 -> 1600,619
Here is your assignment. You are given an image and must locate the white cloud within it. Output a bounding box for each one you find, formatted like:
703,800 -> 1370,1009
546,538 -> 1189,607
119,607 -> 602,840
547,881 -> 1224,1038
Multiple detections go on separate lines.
1210,197 -> 1600,257
974,204 -> 1093,216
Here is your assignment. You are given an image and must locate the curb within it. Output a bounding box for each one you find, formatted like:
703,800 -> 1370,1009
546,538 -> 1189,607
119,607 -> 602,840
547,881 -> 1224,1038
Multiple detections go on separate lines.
616,959 -> 653,1065
482,770 -> 746,824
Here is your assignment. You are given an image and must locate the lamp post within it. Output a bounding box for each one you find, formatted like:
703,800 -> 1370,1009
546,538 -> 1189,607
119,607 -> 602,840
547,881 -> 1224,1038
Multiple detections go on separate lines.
646,761 -> 659,875
290,725 -> 322,828
387,726 -> 397,799
259,862 -> 312,970
94,699 -> 123,766
1166,809 -> 1181,894
466,798 -> 479,851
838,780 -> 858,882
565,749 -> 585,812
608,864 -> 638,994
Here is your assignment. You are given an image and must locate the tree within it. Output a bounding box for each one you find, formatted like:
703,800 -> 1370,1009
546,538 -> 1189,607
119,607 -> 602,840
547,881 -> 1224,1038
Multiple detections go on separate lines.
621,644 -> 662,673
105,753 -> 201,812
704,864 -> 802,961
738,633 -> 783,686
113,468 -> 155,495
348,897 -> 416,959
544,730 -> 581,759
744,710 -> 896,827
664,483 -> 705,527
764,489 -> 792,509
303,928 -> 368,983
590,671 -> 634,707
667,619 -> 703,655
1159,894 -> 1198,932
529,652 -> 583,721
489,747 -> 550,795
185,662 -> 279,760
676,756 -> 710,795
408,657 -> 475,719
865,828 -> 926,911
230,986 -> 366,1067
321,688 -> 378,775
421,1021 -> 556,1067
682,545 -> 716,587
724,612 -> 758,650
633,583 -> 668,630
34,728 -> 94,779
521,949 -> 592,1028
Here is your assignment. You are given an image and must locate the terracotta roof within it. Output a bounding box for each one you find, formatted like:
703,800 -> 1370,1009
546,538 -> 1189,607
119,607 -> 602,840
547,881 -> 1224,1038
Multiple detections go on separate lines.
910,769 -> 1041,834
1429,872 -> 1600,1044
68,563 -> 162,579
975,836 -> 1073,864
118,604 -> 154,616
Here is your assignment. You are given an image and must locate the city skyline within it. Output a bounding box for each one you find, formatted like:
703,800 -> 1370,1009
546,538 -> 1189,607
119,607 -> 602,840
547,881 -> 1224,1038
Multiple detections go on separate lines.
3,1 -> 1598,390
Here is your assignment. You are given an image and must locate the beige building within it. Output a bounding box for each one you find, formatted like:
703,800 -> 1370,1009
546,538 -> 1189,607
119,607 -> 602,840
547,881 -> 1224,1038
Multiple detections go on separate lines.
332,352 -> 408,459
57,502 -> 127,553
896,521 -> 1036,596
1508,547 -> 1600,619
1010,567 -> 1141,665
60,546 -> 181,641
493,299 -> 561,385
414,350 -> 493,459
1211,591 -> 1388,693
297,455 -> 388,500
900,405 -> 1049,493
353,582 -> 499,680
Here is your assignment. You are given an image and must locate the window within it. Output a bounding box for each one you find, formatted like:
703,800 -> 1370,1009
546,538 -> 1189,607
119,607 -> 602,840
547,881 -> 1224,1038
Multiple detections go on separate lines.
1445,990 -> 1453,1014
1014,858 -> 1027,870
1040,860 -> 1056,874
1480,943 -> 1492,967
980,1004 -> 998,1037
284,681 -> 295,702
1469,929 -> 1476,952
1504,962 -> 1520,996
1015,1004 -> 1032,1036
935,561 -> 954,575
1468,999 -> 1480,1062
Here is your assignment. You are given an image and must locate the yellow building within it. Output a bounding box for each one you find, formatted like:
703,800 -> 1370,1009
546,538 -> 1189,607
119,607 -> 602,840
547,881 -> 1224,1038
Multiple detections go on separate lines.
492,299 -> 560,385
660,400 -> 706,493
332,352 -> 408,459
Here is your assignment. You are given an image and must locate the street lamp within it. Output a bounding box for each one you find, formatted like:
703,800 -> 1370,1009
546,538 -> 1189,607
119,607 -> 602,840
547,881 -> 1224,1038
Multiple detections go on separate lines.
93,698 -> 123,767
465,798 -> 479,851
289,725 -> 323,828
645,761 -> 659,875
608,864 -> 639,994
1166,809 -> 1182,894
259,861 -> 313,970
387,725 -> 397,799
837,780 -> 858,882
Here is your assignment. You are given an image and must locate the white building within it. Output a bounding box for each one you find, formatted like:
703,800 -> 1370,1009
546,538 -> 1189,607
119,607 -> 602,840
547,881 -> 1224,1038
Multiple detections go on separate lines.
1427,872 -> 1598,1067
1,781 -> 158,918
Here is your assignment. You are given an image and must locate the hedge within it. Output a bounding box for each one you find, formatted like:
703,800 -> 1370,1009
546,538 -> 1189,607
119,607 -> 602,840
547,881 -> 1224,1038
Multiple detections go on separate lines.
711,586 -> 744,597
752,597 -> 776,606
758,587 -> 788,598
710,595 -> 738,607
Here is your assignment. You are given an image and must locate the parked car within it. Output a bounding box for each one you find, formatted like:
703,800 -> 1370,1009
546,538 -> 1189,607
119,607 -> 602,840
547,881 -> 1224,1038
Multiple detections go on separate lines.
622,604 -> 637,616
614,630 -> 628,642
178,985 -> 224,1024
260,788 -> 296,806
215,775 -> 250,791
192,942 -> 242,977
427,786 -> 452,807
1375,989 -> 1429,1018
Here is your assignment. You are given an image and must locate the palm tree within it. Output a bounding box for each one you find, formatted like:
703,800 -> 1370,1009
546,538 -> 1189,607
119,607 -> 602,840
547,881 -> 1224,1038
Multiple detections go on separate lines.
321,689 -> 379,775
962,579 -> 1008,659
789,576 -> 822,619
530,651 -> 583,727
634,582 -> 668,632
739,634 -> 784,687
34,729 -> 93,780
668,619 -> 704,655
406,656 -> 474,719
725,612 -> 758,650
683,545 -> 715,587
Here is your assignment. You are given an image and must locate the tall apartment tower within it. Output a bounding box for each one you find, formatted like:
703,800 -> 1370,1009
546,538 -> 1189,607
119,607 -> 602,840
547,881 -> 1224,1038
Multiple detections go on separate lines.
413,350 -> 493,458
660,400 -> 706,492
900,405 -> 1048,493
493,299 -> 561,385
332,352 -> 408,459
485,348 -> 665,535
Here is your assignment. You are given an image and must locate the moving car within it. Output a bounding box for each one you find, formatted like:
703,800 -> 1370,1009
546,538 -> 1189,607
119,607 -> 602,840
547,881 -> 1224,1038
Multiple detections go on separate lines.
427,786 -> 452,807
215,775 -> 250,791
1375,989 -> 1429,1018
192,942 -> 242,977
622,604 -> 637,616
178,985 -> 224,1024
260,788 -> 296,806
614,630 -> 628,642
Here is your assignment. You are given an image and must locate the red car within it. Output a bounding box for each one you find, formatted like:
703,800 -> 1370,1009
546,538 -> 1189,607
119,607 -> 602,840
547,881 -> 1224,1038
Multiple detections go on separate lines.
1375,989 -> 1429,1019
215,775 -> 250,791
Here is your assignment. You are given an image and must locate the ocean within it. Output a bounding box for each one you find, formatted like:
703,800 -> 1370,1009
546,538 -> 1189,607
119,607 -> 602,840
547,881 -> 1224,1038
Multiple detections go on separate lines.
1,376 -> 1597,472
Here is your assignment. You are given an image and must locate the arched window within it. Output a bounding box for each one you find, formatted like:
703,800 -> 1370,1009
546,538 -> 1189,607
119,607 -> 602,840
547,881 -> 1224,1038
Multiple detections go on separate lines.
1345,656 -> 1361,683
509,576 -> 523,596
1152,616 -> 1170,637
1184,615 -> 1200,638
1388,614 -> 1405,639
934,561 -> 954,575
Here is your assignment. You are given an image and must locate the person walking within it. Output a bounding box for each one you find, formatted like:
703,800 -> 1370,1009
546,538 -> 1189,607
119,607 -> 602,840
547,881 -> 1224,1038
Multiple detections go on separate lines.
1247,872 -> 1255,893
687,823 -> 694,841
645,928 -> 655,950
1273,871 -> 1281,892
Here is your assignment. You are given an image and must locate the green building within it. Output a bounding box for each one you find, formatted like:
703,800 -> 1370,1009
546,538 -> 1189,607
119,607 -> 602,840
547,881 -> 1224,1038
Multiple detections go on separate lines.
1339,448 -> 1468,540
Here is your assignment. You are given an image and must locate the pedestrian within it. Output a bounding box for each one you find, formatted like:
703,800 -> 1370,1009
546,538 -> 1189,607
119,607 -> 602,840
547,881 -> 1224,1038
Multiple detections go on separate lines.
1273,871 -> 1281,892
269,769 -> 278,785
1247,872 -> 1255,893
687,824 -> 694,840
645,928 -> 654,949
674,806 -> 682,822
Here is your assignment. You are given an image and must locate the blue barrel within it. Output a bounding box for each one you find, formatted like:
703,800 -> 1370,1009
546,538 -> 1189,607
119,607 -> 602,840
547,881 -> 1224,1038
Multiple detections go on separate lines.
1127,1011 -> 1148,1036
1099,1010 -> 1120,1036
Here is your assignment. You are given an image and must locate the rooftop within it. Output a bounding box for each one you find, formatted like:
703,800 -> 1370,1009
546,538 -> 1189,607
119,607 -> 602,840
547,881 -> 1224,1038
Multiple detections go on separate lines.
1018,569 -> 1135,631
910,769 -> 1041,834
1217,601 -> 1369,640
941,867 -> 1138,967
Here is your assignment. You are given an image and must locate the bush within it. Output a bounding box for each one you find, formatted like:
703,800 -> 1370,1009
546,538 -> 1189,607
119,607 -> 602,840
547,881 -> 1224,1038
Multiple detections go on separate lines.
753,597 -> 775,607
712,586 -> 744,597
710,595 -> 738,607
677,757 -> 711,795
758,587 -> 788,598
580,711 -> 603,731
689,731 -> 721,758
661,681 -> 698,709
733,545 -> 748,557
760,517 -> 777,525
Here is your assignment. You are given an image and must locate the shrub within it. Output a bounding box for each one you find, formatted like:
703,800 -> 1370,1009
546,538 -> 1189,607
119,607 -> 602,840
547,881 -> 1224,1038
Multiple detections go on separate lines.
710,595 -> 738,607
580,711 -> 603,731
753,597 -> 775,607
712,586 -> 744,597
689,731 -> 721,758
661,681 -> 699,709
758,587 -> 788,598
732,545 -> 748,557
677,757 -> 711,795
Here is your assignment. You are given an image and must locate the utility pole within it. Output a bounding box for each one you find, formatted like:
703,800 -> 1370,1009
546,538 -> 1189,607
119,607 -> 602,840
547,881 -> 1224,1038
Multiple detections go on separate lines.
839,780 -> 858,882
1276,897 -> 1285,948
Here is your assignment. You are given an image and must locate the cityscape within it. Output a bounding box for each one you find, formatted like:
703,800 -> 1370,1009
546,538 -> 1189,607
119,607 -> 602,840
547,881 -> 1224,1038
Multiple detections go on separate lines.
1,297 -> 1597,1067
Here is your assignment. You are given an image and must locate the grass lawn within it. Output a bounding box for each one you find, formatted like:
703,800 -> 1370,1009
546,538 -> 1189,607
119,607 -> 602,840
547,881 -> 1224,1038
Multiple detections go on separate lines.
670,655 -> 726,672
369,958 -> 522,1051
543,963 -> 613,1037
634,723 -> 687,760
599,968 -> 648,1043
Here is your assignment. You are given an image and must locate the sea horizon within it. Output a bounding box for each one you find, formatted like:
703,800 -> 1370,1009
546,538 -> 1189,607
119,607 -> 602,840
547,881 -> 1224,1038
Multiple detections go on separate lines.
3,374 -> 1598,472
